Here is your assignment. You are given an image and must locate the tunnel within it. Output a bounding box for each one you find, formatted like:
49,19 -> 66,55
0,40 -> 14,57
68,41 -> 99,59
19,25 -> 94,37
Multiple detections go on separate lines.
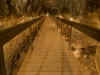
0,0 -> 100,75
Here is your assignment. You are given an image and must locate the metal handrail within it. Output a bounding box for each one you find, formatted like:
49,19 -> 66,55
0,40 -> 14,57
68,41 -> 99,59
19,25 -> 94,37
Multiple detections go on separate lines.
0,16 -> 45,75
0,16 -> 45,45
52,16 -> 100,42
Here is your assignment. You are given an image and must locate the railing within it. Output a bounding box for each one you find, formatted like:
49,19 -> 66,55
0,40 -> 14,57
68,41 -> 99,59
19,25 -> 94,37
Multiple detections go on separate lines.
51,16 -> 100,50
0,16 -> 45,75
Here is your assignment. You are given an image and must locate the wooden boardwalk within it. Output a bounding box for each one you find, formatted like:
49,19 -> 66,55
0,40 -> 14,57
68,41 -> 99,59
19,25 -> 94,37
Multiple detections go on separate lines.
17,17 -> 83,75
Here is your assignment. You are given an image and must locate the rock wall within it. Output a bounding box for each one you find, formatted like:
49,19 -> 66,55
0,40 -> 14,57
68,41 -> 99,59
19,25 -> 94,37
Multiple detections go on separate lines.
72,28 -> 99,48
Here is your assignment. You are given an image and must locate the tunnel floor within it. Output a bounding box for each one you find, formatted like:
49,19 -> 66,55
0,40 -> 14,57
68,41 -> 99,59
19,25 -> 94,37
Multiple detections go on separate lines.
17,17 -> 84,75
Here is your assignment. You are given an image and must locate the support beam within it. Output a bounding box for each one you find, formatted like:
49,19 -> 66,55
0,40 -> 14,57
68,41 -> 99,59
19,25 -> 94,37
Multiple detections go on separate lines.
30,26 -> 33,50
0,46 -> 6,75
37,23 -> 39,36
69,26 -> 72,50
61,22 -> 63,37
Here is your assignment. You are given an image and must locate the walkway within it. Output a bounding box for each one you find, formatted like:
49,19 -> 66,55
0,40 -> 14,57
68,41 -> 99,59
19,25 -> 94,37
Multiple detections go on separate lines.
17,17 -> 83,75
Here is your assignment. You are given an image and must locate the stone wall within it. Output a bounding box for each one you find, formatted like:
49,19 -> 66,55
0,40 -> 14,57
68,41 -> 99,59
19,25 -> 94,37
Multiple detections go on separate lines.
3,22 -> 38,75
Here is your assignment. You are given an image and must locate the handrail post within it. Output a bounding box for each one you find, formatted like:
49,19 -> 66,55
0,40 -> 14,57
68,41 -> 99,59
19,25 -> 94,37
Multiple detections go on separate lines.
30,26 -> 33,50
39,20 -> 41,30
37,23 -> 39,36
39,21 -> 42,30
0,45 -> 6,75
69,26 -> 72,50
56,19 -> 58,31
61,22 -> 63,37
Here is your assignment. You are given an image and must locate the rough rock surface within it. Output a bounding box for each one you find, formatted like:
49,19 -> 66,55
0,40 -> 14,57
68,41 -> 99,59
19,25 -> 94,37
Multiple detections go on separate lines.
72,46 -> 99,75
95,44 -> 100,74
73,49 -> 83,59
79,58 -> 98,75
